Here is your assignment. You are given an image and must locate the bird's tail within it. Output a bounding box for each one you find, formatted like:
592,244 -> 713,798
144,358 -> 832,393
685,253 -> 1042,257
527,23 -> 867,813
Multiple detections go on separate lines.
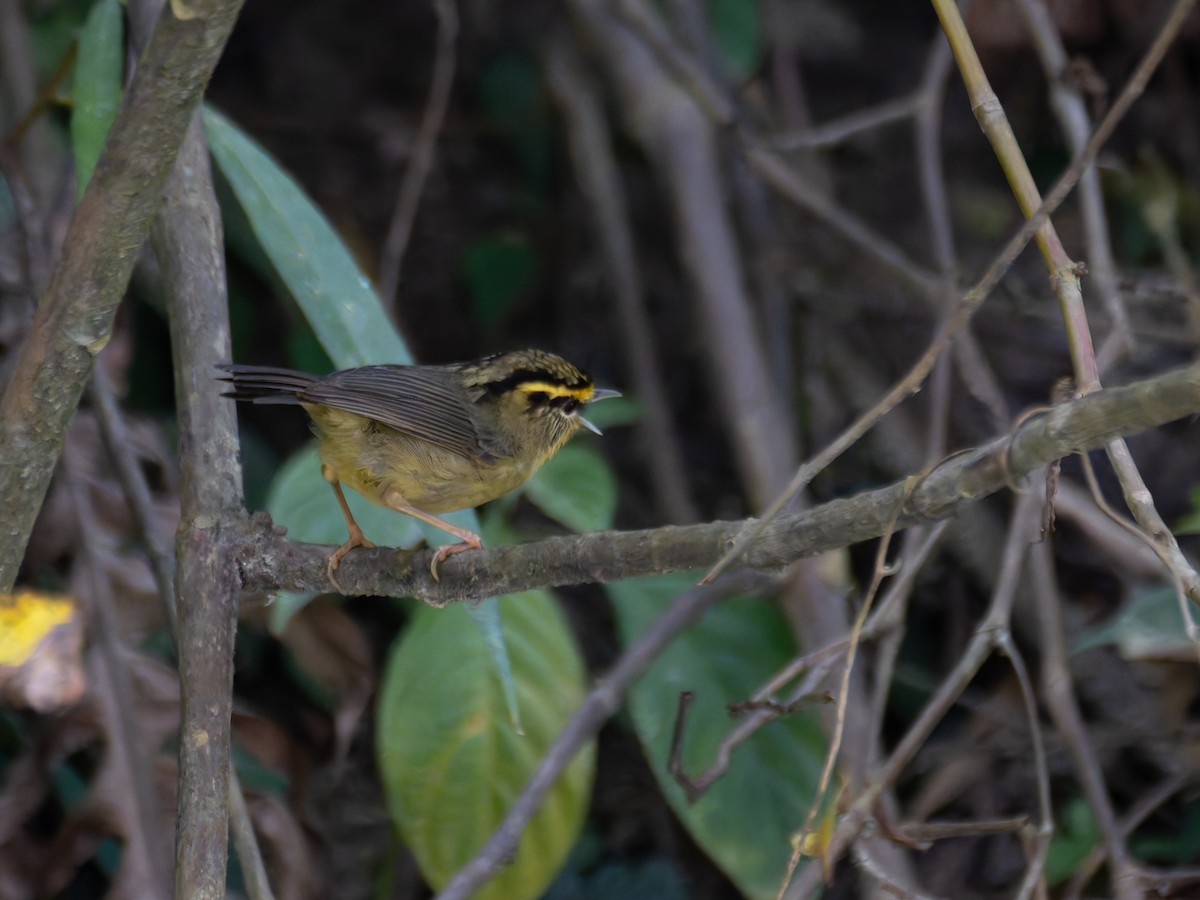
215,364 -> 321,405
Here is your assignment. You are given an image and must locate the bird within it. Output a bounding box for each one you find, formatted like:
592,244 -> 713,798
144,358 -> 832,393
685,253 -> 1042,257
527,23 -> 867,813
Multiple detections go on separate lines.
217,349 -> 619,587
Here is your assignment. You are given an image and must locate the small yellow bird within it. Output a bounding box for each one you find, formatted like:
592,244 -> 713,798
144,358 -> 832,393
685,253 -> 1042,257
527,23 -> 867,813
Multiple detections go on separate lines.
219,350 -> 619,585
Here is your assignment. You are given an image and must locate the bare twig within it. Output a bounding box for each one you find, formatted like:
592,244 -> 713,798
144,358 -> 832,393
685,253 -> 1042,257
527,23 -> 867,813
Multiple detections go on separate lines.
783,485 -> 1046,899
90,370 -> 178,633
782,489 -> 912,891
1063,771 -> 1190,899
703,0 -> 1197,586
1013,0 -> 1132,365
64,447 -> 172,897
376,0 -> 458,311
1079,452 -> 1200,647
1028,542 -> 1144,899
996,631 -> 1052,900
775,94 -> 922,149
609,0 -> 734,124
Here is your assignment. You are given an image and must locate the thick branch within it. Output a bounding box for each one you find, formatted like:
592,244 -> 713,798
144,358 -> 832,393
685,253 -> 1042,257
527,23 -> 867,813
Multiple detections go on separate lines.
237,359 -> 1200,603
155,113 -> 246,898
0,0 -> 244,591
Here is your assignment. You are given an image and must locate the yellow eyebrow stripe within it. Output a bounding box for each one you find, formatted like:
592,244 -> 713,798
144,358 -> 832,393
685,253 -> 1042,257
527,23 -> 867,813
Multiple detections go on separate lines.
515,380 -> 594,401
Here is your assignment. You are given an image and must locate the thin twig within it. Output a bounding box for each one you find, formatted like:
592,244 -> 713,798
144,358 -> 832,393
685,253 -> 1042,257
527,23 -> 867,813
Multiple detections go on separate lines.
90,370 -> 178,633
609,0 -> 734,124
376,0 -> 458,312
780,487 -> 914,894
1079,451 -> 1200,648
784,486 -> 1045,898
702,0 -> 1197,586
1012,0 -> 1132,365
1063,771 -> 1189,899
1028,541 -> 1145,899
63,447 -> 172,897
774,94 -> 922,149
996,631 -> 1053,900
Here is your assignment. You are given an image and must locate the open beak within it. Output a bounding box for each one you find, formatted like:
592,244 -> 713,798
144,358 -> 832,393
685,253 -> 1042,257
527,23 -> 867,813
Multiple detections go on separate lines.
579,387 -> 621,435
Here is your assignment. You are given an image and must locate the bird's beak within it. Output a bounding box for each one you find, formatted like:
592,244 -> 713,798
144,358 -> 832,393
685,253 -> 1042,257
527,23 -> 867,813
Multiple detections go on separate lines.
578,387 -> 620,435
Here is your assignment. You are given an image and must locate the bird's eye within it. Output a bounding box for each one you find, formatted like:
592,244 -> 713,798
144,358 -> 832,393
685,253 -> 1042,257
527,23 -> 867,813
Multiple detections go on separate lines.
562,398 -> 580,414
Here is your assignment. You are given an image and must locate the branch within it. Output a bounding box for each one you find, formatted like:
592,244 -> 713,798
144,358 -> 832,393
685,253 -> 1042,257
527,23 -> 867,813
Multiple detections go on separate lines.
155,113 -> 248,898
237,359 -> 1200,603
0,0 -> 244,591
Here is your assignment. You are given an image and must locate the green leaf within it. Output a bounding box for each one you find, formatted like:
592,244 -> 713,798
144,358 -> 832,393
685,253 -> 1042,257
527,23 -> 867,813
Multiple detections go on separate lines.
607,572 -> 826,899
231,745 -> 290,796
205,108 -> 518,723
708,0 -> 762,81
1175,483 -> 1200,534
1073,584 -> 1195,661
1044,796 -> 1099,885
523,442 -> 617,533
204,106 -> 409,369
70,0 -> 123,197
462,231 -> 539,330
377,592 -> 594,900
1131,802 -> 1200,863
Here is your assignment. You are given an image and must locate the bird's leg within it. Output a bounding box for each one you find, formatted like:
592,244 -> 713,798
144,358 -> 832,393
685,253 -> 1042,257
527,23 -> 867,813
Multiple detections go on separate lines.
382,488 -> 481,581
324,464 -> 375,591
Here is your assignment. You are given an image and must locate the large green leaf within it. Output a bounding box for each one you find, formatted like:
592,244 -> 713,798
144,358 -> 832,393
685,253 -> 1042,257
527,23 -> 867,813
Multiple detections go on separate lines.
204,107 -> 518,719
607,572 -> 826,899
1072,583 -> 1195,661
70,0 -> 123,197
523,442 -> 617,534
204,106 -> 408,369
377,591 -> 594,900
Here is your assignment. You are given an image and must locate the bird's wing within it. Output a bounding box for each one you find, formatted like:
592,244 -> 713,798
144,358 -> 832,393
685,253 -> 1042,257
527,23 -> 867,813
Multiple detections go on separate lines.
300,365 -> 488,460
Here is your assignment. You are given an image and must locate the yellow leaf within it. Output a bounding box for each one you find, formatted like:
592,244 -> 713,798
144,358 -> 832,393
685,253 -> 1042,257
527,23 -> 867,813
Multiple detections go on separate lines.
0,590 -> 76,666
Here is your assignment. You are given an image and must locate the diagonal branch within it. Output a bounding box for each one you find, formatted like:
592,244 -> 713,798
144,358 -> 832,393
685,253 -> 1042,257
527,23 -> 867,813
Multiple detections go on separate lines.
0,0 -> 244,592
236,359 -> 1200,604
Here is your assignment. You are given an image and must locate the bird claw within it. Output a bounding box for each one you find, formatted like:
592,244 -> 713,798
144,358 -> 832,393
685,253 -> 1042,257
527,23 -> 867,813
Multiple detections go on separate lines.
325,532 -> 376,594
428,537 -> 483,582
